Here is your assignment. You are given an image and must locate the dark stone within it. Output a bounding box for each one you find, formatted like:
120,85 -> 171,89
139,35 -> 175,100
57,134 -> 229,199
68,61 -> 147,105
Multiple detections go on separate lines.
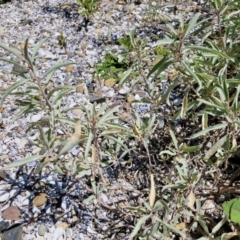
89,95 -> 106,103
2,225 -> 23,240
0,221 -> 10,232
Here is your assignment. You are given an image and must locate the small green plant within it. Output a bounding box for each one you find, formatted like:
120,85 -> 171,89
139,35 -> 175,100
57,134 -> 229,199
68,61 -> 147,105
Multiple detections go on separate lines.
0,0 -> 11,4
96,30 -> 143,81
77,0 -> 101,20
118,29 -> 137,51
57,32 -> 67,48
96,53 -> 131,80
154,45 -> 169,57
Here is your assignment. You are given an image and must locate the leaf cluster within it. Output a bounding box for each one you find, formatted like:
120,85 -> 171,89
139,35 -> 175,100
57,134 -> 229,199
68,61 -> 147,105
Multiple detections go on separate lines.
77,0 -> 101,19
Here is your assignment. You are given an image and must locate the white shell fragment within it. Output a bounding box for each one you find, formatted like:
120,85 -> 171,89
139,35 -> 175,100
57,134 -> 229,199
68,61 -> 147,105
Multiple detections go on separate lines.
0,192 -> 9,202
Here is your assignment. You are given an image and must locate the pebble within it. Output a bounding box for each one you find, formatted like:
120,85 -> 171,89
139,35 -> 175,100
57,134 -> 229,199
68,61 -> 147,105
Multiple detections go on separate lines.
38,224 -> 48,236
0,221 -> 10,232
0,192 -> 9,202
10,105 -> 18,111
2,225 -> 23,240
173,98 -> 182,107
2,74 -> 8,82
31,114 -> 42,122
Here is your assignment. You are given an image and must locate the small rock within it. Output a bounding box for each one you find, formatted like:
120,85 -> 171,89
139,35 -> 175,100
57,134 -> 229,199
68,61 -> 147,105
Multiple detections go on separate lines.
74,50 -> 85,57
35,17 -> 43,22
2,225 -> 23,240
34,237 -> 45,240
55,77 -> 62,85
0,221 -> 10,232
52,227 -> 65,240
38,224 -> 48,236
56,222 -> 68,230
87,226 -> 97,235
71,146 -> 79,156
119,85 -> 130,95
2,206 -> 21,220
0,192 -> 9,202
127,95 -> 135,103
31,114 -> 41,122
76,85 -> 84,93
14,138 -> 28,149
105,78 -> 116,87
64,74 -> 72,82
65,65 -> 74,72
11,105 -> 18,111
66,228 -> 73,238
89,95 -> 106,103
2,74 -> 8,82
136,104 -> 151,113
173,98 -> 182,107
104,89 -> 115,97
33,193 -> 48,207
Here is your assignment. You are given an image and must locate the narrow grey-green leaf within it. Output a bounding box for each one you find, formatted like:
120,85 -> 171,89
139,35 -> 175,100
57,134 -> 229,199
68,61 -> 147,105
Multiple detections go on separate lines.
170,129 -> 178,150
183,61 -> 202,89
43,62 -> 76,78
58,138 -> 86,157
9,105 -> 32,125
156,217 -> 186,238
146,114 -> 156,132
189,123 -> 228,139
184,13 -> 201,37
55,117 -> 75,127
36,124 -> 49,148
153,200 -> 163,212
222,80 -> 229,102
31,38 -> 48,60
0,42 -> 22,59
97,105 -> 120,127
165,22 -> 177,35
129,215 -> 151,239
84,131 -> 93,160
129,29 -> 136,49
160,77 -> 180,105
180,143 -> 202,153
47,85 -> 75,100
180,91 -> 188,119
155,38 -> 175,45
104,135 -> 129,151
147,56 -> 172,79
202,113 -> 208,130
3,155 -> 44,169
52,89 -> 73,104
178,13 -> 184,29
197,216 -> 209,234
197,98 -> 219,108
187,46 -> 234,61
119,67 -> 133,85
0,79 -> 29,105
0,58 -> 26,69
209,96 -> 225,109
159,150 -> 176,156
203,135 -> 228,161
211,215 -> 228,234
23,38 -> 34,70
